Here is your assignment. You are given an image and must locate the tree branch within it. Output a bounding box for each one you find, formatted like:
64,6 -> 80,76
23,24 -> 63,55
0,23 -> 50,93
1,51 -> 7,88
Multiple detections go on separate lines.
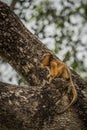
0,1 -> 87,130
0,81 -> 86,130
0,0 -> 49,86
10,0 -> 18,10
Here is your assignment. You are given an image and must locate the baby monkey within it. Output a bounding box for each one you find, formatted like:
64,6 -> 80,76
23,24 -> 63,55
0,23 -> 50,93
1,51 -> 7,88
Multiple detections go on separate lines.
40,52 -> 77,114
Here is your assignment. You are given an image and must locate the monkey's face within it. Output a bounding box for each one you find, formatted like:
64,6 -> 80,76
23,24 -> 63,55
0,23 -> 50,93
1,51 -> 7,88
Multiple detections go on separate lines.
40,52 -> 53,67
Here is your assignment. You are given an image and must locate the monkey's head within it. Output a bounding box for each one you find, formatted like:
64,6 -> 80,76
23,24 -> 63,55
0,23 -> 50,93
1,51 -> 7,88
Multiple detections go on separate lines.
40,52 -> 53,67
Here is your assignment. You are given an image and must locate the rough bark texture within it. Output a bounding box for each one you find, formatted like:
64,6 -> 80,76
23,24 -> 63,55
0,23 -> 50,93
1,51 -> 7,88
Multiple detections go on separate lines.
0,1 -> 87,130
0,81 -> 87,130
0,0 -> 50,86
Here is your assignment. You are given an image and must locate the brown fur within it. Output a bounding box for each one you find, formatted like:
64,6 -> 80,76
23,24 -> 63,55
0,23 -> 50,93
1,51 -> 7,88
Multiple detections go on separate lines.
41,53 -> 77,114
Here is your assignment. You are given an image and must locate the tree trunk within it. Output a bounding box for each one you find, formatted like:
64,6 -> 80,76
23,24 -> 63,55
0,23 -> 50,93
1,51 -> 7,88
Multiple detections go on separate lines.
0,1 -> 87,130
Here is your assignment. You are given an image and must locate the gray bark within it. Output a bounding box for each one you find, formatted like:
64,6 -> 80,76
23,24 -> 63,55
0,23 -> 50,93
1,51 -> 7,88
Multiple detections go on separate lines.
0,1 -> 87,130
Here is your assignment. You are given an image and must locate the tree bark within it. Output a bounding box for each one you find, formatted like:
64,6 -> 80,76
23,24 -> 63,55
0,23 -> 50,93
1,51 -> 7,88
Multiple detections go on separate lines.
0,1 -> 87,130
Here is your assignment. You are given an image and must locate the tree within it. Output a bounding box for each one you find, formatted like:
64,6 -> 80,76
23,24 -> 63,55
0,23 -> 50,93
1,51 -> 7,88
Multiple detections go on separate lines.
1,0 -> 87,84
10,0 -> 87,79
0,1 -> 87,130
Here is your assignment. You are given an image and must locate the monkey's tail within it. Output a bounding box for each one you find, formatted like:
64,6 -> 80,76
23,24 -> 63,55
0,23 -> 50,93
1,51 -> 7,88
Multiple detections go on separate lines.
57,71 -> 77,114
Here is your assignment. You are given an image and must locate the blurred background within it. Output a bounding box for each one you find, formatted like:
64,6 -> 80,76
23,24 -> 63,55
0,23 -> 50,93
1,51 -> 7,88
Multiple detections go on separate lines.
0,0 -> 87,85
